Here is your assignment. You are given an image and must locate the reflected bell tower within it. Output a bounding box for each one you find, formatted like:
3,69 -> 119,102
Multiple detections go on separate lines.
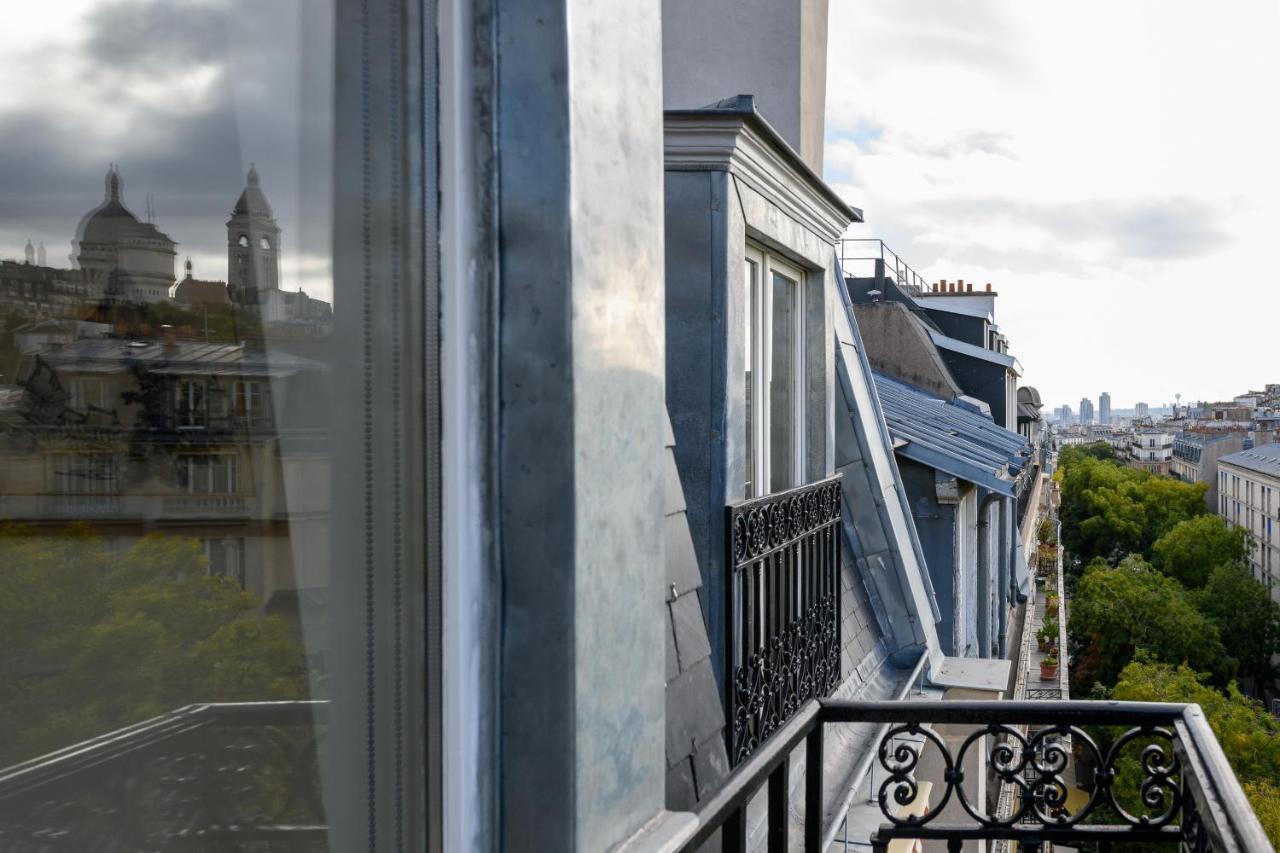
226,164 -> 281,306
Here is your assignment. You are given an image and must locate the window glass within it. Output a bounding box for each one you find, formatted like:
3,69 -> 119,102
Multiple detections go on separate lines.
0,2 -> 432,848
768,267 -> 798,492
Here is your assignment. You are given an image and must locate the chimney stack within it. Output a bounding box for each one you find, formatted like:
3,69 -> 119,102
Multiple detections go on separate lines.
161,324 -> 177,351
985,283 -> 992,292
966,282 -> 973,292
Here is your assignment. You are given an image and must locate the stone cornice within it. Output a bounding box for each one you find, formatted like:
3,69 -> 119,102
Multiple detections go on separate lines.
664,97 -> 861,244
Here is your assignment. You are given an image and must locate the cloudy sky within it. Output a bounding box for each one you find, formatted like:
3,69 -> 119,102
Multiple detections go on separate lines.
0,0 -> 334,299
825,0 -> 1280,411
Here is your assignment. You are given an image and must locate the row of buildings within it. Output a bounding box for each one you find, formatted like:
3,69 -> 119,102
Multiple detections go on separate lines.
1053,385 -> 1280,602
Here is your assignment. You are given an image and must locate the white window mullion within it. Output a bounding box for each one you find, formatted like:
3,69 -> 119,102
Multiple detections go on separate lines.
760,253 -> 774,495
791,275 -> 805,485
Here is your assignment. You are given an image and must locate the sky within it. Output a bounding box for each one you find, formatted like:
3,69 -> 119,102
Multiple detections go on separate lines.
0,0 -> 334,301
824,0 -> 1280,411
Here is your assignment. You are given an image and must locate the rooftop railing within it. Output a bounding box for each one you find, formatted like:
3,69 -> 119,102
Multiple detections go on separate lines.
674,698 -> 1271,852
837,239 -> 931,298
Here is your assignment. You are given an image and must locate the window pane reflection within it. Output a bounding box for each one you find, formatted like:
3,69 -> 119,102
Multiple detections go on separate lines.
769,269 -> 797,493
0,2 -> 420,848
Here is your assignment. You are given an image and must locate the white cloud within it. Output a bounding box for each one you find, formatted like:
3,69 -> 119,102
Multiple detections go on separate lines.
826,0 -> 1280,408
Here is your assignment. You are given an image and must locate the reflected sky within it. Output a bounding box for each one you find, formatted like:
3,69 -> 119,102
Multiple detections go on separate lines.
0,0 -> 335,301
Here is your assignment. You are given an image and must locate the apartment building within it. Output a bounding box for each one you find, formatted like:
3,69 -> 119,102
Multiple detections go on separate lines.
1218,444 -> 1280,603
1128,427 -> 1174,475
1171,431 -> 1246,510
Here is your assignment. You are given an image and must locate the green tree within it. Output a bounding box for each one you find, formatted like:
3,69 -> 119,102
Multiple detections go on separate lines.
0,525 -> 309,766
1068,555 -> 1228,690
1057,452 -> 1206,569
1110,660 -> 1280,848
1193,562 -> 1280,687
1060,441 -> 1116,464
1151,514 -> 1251,589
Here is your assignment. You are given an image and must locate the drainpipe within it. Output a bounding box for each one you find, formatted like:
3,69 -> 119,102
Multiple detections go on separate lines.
977,490 -> 1002,658
997,497 -> 1011,657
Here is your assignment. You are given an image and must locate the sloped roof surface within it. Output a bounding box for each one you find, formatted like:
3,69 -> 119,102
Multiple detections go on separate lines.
1220,443 -> 1280,478
874,372 -> 1030,496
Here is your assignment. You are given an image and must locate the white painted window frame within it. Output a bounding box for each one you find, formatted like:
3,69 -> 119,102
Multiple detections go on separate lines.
744,243 -> 805,498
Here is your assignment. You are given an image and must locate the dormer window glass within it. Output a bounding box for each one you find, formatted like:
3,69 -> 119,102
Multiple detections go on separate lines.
744,244 -> 805,497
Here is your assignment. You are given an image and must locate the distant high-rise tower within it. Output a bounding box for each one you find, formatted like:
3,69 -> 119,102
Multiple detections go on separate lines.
1079,397 -> 1095,425
1135,402 -> 1149,419
226,164 -> 281,307
1099,392 -> 1112,425
1062,404 -> 1074,425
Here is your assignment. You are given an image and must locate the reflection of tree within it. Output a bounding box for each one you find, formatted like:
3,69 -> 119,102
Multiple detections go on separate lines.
0,523 -> 309,767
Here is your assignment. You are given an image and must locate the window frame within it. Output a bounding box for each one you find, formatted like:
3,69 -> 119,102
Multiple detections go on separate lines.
743,243 -> 806,498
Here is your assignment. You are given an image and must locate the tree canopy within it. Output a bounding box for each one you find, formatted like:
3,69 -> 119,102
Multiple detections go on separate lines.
1068,555 -> 1228,690
1151,514 -> 1251,589
1193,562 -> 1280,687
0,525 -> 309,766
1058,452 -> 1206,569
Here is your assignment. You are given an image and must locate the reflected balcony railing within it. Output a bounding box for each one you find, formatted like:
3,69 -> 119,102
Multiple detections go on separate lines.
18,493 -> 255,520
160,493 -> 249,516
672,699 -> 1271,853
0,701 -> 326,852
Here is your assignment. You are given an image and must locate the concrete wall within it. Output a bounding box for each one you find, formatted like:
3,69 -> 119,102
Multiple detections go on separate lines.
851,302 -> 961,399
495,0 -> 668,847
661,0 -> 829,172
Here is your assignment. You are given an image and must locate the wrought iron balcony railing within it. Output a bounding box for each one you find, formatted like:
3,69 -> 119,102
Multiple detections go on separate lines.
0,701 -> 325,852
726,475 -> 842,765
673,698 -> 1271,853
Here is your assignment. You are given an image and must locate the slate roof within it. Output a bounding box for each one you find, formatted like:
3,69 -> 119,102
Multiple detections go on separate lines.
874,372 -> 1030,496
1219,443 -> 1280,479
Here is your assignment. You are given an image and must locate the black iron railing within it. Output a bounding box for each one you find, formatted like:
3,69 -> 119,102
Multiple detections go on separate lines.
673,699 -> 1272,853
0,701 -> 326,852
726,475 -> 842,765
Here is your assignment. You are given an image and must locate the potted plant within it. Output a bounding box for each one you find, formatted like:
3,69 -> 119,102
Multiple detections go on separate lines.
1045,593 -> 1059,617
1040,653 -> 1059,680
1037,619 -> 1058,652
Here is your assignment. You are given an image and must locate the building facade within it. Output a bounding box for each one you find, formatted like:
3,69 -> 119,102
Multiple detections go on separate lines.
1128,427 -> 1174,475
1079,396 -> 1094,424
1218,444 -> 1280,603
1171,431 -> 1246,510
1099,391 -> 1111,425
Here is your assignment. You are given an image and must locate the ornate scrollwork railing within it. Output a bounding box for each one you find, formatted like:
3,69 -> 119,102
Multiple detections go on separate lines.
725,475 -> 842,765
672,698 -> 1271,853
0,701 -> 327,852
